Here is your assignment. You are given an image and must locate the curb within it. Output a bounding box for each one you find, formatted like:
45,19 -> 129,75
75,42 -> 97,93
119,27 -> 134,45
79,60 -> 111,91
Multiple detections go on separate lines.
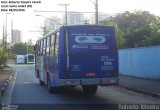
118,84 -> 160,99
0,68 -> 14,96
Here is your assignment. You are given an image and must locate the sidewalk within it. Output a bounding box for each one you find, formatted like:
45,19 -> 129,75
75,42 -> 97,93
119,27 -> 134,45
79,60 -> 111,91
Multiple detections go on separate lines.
0,66 -> 13,96
119,75 -> 160,98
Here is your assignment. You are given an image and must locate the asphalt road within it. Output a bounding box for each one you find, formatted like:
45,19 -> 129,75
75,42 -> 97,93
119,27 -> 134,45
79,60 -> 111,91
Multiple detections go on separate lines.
4,64 -> 159,105
1,64 -> 160,110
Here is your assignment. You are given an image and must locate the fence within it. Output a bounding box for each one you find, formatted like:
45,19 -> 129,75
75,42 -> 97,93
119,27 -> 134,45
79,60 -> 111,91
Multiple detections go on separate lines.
118,45 -> 160,79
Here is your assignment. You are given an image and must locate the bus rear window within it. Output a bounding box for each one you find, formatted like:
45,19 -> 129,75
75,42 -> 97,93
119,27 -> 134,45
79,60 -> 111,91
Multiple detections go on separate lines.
67,26 -> 115,53
75,36 -> 106,44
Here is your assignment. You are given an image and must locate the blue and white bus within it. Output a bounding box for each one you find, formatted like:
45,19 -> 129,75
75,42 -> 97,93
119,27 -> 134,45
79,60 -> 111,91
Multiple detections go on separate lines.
25,54 -> 35,64
35,25 -> 119,94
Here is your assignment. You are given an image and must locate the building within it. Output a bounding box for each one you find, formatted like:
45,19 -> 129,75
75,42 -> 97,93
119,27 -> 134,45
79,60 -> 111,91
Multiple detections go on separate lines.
44,16 -> 62,32
90,12 -> 110,24
11,29 -> 22,44
65,12 -> 84,25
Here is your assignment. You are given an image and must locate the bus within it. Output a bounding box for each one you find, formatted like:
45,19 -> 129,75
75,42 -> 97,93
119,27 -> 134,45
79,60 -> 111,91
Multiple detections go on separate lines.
16,55 -> 25,64
25,54 -> 35,64
35,25 -> 119,94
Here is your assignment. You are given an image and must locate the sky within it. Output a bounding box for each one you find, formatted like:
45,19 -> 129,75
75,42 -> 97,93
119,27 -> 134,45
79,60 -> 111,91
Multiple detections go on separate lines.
0,0 -> 160,44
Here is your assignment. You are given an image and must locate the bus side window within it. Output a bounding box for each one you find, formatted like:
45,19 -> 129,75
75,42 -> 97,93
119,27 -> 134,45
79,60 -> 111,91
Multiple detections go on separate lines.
49,35 -> 52,55
43,38 -> 46,55
40,39 -> 43,55
53,33 -> 56,55
37,42 -> 40,56
39,41 -> 41,55
51,34 -> 55,55
46,37 -> 50,55
55,32 -> 59,56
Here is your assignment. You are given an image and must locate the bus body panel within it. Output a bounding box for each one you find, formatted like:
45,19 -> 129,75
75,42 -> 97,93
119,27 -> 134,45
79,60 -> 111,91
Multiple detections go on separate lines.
58,25 -> 118,80
50,78 -> 118,87
36,56 -> 45,82
46,55 -> 59,84
58,27 -> 68,76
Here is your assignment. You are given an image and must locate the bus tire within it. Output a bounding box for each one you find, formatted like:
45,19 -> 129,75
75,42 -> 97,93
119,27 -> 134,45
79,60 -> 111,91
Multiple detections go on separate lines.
82,85 -> 98,95
39,80 -> 44,86
36,70 -> 40,78
47,75 -> 53,93
47,75 -> 59,93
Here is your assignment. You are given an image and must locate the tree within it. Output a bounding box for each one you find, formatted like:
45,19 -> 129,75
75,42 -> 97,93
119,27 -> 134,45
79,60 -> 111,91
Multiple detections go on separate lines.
27,40 -> 35,54
116,27 -> 126,48
0,40 -> 7,66
12,42 -> 35,55
12,42 -> 27,55
112,11 -> 160,48
0,51 -> 6,66
114,11 -> 158,31
41,26 -> 49,36
103,19 -> 127,48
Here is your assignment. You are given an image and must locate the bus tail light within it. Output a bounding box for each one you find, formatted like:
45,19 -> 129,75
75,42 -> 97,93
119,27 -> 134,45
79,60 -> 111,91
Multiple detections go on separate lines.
86,72 -> 96,77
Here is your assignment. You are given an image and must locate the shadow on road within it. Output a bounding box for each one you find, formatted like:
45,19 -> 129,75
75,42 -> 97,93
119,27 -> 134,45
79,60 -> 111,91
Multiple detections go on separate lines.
48,86 -> 110,104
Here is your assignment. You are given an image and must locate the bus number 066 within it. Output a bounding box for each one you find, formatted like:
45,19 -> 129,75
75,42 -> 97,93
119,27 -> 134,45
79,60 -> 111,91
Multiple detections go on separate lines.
104,61 -> 112,66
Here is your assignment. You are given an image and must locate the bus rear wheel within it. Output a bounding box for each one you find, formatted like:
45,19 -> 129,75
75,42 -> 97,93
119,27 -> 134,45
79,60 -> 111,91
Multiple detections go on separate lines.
47,75 -> 53,93
39,80 -> 44,86
47,75 -> 59,93
82,85 -> 98,95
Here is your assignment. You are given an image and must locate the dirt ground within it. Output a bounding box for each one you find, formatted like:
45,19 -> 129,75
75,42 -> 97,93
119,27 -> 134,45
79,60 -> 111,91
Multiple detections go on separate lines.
0,66 -> 13,95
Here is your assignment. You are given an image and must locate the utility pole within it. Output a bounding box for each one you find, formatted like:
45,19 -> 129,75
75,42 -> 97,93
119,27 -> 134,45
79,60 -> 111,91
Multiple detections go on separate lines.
5,13 -> 8,54
11,20 -> 13,44
58,4 -> 70,26
89,0 -> 98,24
5,13 -> 10,63
2,23 -> 5,65
95,0 -> 98,24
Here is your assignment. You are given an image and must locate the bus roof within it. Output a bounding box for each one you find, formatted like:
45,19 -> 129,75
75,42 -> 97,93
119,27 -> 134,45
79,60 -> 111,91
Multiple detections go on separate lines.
36,29 -> 59,42
36,25 -> 115,43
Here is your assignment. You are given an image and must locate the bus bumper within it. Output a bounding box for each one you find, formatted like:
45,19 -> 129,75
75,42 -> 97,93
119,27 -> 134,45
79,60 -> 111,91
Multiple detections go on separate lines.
53,77 -> 119,87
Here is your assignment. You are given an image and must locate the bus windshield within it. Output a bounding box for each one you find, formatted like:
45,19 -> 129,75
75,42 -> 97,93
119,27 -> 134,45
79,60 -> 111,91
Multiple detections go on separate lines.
67,26 -> 115,53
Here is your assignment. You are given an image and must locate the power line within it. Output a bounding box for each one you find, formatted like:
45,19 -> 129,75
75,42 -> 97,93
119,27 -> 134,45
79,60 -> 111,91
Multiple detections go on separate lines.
34,10 -> 94,14
58,4 -> 70,26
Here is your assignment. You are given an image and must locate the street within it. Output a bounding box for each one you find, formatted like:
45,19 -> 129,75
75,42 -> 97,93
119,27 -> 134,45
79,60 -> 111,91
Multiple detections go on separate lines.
4,64 -> 159,105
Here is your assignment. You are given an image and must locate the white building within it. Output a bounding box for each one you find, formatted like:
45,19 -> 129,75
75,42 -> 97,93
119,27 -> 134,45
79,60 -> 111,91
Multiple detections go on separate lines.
11,29 -> 22,44
65,12 -> 84,25
44,16 -> 62,32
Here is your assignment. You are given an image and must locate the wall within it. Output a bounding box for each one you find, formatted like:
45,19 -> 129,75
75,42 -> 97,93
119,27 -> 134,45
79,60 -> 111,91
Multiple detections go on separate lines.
118,45 -> 160,79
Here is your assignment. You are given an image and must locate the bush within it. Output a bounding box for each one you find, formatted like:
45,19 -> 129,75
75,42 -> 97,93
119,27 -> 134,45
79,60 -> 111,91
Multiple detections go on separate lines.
0,51 -> 7,66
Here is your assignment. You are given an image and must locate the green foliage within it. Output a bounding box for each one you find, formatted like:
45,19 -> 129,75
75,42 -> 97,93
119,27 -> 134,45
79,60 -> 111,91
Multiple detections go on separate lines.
28,45 -> 35,54
116,28 -> 126,48
12,42 -> 27,55
0,40 -> 7,66
12,42 -> 35,55
110,11 -> 160,48
114,11 -> 157,31
0,51 -> 7,66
